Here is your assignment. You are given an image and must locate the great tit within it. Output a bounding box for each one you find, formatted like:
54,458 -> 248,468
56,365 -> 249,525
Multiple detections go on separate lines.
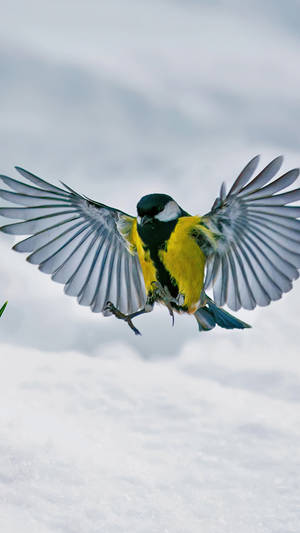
0,155 -> 299,335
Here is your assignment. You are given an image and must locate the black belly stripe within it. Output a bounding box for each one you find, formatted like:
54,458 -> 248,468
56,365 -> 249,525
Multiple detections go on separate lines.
137,218 -> 179,298
149,245 -> 179,298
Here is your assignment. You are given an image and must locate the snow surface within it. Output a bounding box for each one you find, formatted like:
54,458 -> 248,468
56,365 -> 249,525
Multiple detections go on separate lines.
0,339 -> 299,533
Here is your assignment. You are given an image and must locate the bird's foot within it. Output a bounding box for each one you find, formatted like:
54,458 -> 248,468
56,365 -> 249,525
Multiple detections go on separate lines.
151,281 -> 175,326
104,301 -> 142,336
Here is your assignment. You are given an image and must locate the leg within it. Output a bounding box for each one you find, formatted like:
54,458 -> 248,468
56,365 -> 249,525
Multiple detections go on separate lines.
151,281 -> 176,325
104,301 -> 153,336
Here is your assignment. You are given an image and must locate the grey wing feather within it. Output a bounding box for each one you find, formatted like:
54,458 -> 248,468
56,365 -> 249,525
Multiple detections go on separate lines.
0,167 -> 146,315
203,156 -> 300,311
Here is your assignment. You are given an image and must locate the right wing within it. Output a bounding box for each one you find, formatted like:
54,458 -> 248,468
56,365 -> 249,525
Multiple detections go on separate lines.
202,156 -> 300,311
0,167 -> 146,315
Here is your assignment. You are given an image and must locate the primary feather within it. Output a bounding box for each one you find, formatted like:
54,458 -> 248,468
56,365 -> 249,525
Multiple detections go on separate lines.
203,156 -> 300,311
0,167 -> 146,316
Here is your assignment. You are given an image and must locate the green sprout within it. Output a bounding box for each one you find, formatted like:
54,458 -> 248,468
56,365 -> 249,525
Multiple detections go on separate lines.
0,301 -> 8,317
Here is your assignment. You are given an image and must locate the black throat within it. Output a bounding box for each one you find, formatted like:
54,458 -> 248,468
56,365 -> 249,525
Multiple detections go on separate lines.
137,218 -> 179,298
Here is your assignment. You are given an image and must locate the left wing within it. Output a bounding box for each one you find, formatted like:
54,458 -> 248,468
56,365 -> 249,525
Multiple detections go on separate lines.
202,156 -> 300,311
0,167 -> 146,315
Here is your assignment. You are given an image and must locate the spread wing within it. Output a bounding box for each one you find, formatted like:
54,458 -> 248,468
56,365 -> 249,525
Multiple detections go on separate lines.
202,156 -> 300,311
0,167 -> 146,315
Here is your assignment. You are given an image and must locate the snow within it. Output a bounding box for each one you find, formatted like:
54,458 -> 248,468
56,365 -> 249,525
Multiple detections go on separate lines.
0,340 -> 299,533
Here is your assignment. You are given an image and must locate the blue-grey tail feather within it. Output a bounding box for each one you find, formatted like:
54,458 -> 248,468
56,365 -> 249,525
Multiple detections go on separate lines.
194,300 -> 251,332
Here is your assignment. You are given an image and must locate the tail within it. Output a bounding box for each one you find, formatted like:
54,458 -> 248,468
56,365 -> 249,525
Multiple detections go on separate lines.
194,298 -> 251,332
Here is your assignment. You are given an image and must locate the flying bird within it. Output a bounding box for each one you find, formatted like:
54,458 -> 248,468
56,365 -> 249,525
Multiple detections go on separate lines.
0,156 -> 299,335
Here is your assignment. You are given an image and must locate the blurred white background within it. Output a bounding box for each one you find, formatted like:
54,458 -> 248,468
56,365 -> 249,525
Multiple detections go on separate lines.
0,2 -> 300,532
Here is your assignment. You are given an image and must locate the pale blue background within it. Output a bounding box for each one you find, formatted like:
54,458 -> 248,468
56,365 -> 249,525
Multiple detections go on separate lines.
1,0 -> 299,357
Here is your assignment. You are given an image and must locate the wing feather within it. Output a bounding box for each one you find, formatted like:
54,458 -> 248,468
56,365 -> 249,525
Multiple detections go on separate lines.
0,168 -> 146,315
238,156 -> 283,195
231,243 -> 256,310
203,157 -> 300,310
0,175 -> 69,197
0,212 -> 82,235
27,221 -> 91,266
13,217 -> 83,252
244,169 -> 299,199
15,166 -> 70,195
77,238 -> 106,306
91,238 -> 114,312
63,233 -> 100,295
0,205 -> 76,220
227,155 -> 260,196
53,228 -> 100,284
0,189 -> 71,206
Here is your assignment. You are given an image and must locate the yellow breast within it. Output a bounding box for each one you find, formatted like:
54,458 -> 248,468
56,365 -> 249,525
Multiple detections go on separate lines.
158,216 -> 207,313
127,215 -> 213,314
129,219 -> 158,293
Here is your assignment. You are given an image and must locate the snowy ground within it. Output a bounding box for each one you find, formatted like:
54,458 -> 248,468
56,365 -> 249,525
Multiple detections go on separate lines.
1,336 -> 300,533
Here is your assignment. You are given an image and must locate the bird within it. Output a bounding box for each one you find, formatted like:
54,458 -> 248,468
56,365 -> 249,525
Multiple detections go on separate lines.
0,155 -> 300,335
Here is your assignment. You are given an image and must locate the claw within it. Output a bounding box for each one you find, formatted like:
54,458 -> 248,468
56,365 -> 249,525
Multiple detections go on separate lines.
104,301 -> 142,336
166,302 -> 175,326
104,301 -> 124,320
126,321 -> 142,336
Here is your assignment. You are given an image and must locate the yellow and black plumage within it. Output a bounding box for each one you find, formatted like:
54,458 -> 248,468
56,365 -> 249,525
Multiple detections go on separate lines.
0,155 -> 300,335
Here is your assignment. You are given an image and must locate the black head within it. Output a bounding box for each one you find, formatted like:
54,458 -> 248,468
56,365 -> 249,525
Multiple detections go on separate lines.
137,193 -> 182,226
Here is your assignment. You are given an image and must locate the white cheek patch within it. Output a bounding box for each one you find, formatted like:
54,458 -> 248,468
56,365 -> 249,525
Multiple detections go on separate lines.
155,201 -> 181,222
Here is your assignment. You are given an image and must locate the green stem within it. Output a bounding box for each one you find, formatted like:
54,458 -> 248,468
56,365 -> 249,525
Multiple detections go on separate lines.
0,301 -> 8,317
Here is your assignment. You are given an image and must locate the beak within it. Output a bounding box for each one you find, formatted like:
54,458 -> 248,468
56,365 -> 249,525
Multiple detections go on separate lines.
139,215 -> 152,226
